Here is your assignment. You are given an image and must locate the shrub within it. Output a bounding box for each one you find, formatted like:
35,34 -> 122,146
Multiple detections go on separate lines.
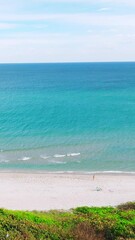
0,203 -> 134,240
72,222 -> 104,240
117,202 -> 135,211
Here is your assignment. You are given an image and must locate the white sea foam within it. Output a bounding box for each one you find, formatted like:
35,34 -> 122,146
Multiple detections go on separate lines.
40,155 -> 50,160
66,171 -> 74,173
67,153 -> 80,157
40,170 -> 135,175
53,154 -> 66,158
0,160 -> 9,163
18,157 -> 31,161
76,171 -> 135,175
49,160 -> 67,164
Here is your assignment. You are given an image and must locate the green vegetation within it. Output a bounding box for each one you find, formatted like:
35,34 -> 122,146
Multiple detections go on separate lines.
0,202 -> 135,240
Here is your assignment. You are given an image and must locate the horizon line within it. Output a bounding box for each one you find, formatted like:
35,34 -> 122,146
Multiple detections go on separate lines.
0,61 -> 135,65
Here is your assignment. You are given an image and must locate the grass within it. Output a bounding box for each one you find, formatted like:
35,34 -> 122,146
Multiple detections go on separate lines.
0,202 -> 134,240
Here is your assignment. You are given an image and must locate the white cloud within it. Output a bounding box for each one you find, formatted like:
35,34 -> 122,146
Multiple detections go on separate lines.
0,13 -> 135,28
0,30 -> 135,63
0,23 -> 16,29
97,8 -> 110,12
0,0 -> 135,62
29,0 -> 135,6
31,0 -> 135,4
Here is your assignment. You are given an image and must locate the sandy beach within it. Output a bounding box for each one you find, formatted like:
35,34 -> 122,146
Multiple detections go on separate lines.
0,172 -> 134,211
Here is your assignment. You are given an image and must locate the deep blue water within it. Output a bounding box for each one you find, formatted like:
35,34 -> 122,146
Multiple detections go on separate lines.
0,62 -> 135,172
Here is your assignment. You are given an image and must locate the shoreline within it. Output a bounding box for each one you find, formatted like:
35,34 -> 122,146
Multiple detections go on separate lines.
0,169 -> 135,176
0,172 -> 134,211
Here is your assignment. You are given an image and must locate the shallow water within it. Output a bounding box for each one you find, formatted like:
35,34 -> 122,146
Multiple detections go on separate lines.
0,62 -> 135,172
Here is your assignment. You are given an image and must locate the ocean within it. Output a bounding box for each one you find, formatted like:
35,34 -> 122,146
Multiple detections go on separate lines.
0,62 -> 135,173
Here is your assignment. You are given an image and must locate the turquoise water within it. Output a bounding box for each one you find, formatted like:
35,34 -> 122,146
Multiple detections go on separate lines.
0,62 -> 135,172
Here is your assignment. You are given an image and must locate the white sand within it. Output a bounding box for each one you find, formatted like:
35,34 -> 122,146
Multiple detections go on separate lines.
0,172 -> 134,211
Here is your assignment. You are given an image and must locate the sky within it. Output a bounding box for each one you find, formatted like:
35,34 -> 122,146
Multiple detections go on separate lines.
0,0 -> 135,63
